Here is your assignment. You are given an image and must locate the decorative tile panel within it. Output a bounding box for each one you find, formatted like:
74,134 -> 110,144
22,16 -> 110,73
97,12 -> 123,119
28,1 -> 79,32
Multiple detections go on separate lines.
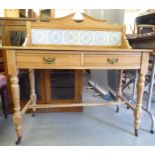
32,29 -> 122,46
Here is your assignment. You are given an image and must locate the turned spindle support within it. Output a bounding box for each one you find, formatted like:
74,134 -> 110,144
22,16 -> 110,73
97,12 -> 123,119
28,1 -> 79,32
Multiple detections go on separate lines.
116,69 -> 123,112
10,75 -> 22,145
134,52 -> 149,136
134,72 -> 145,136
29,69 -> 37,117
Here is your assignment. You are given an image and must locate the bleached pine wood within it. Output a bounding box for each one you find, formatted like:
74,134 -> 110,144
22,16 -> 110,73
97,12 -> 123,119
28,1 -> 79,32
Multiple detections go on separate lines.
29,69 -> 37,116
10,75 -> 22,139
3,13 -> 152,143
28,102 -> 123,109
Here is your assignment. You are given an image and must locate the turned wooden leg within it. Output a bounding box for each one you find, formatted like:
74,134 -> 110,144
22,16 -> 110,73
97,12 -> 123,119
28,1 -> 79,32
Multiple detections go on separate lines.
10,76 -> 22,145
134,72 -> 145,136
29,69 -> 37,117
116,70 -> 123,112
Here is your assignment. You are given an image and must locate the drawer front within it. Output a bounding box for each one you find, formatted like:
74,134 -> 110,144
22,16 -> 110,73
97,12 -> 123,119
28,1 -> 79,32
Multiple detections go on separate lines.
83,54 -> 141,68
16,53 -> 81,68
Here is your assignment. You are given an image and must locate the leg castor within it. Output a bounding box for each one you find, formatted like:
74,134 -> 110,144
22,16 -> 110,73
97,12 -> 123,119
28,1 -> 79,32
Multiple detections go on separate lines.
127,106 -> 129,109
135,129 -> 138,137
116,105 -> 119,113
150,130 -> 154,134
32,112 -> 35,117
15,136 -> 22,145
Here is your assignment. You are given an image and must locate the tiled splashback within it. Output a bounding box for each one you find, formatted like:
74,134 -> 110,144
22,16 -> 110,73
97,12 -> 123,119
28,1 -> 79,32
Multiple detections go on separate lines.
32,29 -> 122,46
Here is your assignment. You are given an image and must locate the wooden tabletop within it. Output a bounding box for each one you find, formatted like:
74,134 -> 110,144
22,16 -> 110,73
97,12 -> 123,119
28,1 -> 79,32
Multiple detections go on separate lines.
2,46 -> 153,53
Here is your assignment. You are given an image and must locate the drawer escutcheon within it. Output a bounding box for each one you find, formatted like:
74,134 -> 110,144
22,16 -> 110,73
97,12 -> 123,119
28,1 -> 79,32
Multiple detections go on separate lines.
107,58 -> 118,64
43,57 -> 56,64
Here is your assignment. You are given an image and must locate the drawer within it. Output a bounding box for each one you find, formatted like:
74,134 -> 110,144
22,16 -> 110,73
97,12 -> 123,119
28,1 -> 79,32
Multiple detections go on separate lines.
83,54 -> 141,68
16,53 -> 81,68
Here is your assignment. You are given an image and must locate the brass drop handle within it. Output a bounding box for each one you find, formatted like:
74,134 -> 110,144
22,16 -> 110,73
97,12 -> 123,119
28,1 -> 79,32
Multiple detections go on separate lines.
43,57 -> 56,64
107,58 -> 118,64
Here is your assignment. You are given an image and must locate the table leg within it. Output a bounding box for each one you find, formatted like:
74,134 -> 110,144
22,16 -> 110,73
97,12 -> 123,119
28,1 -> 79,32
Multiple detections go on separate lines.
116,70 -> 123,112
29,69 -> 37,117
134,72 -> 145,136
10,75 -> 22,145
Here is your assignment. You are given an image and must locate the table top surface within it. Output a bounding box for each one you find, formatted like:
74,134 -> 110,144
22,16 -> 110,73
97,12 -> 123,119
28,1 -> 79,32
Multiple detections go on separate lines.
2,46 -> 153,53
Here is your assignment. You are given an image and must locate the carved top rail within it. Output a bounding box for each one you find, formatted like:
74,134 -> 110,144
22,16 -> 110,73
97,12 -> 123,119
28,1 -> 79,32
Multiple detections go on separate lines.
25,13 -> 131,49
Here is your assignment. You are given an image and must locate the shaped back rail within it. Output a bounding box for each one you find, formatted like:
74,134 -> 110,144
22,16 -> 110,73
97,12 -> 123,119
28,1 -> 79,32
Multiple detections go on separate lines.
25,13 -> 131,49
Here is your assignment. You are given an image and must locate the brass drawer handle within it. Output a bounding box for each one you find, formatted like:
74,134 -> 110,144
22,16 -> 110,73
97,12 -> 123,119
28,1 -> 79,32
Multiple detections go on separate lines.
43,57 -> 56,64
107,58 -> 118,64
